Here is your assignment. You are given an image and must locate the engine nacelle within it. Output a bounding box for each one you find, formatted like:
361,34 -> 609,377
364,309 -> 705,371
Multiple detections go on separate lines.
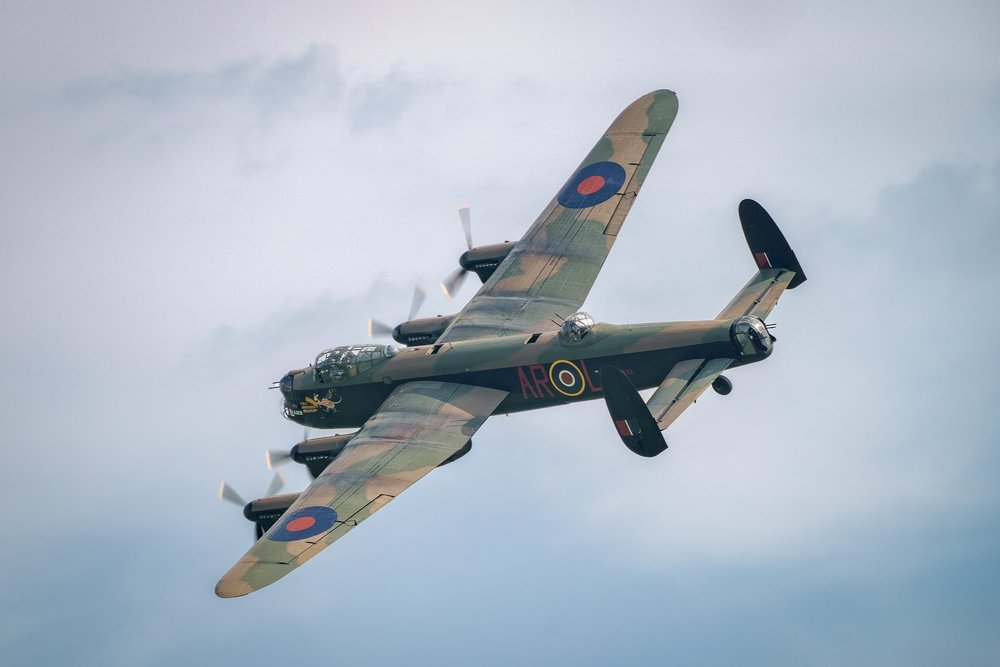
460,242 -> 516,283
292,433 -> 355,478
243,492 -> 301,539
392,315 -> 455,346
242,438 -> 469,540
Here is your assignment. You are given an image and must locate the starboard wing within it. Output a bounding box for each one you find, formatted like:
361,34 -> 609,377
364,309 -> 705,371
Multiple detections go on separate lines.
215,381 -> 508,598
436,90 -> 679,343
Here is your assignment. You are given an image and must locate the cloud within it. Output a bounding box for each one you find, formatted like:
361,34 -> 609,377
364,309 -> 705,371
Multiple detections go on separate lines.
2,5 -> 999,664
64,46 -> 337,110
53,46 -> 449,149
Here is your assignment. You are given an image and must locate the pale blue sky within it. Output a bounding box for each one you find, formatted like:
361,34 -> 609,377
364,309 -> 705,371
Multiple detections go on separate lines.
1,2 -> 998,665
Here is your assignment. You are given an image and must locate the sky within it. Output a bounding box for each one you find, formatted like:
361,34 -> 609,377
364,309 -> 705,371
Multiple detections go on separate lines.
1,1 -> 999,665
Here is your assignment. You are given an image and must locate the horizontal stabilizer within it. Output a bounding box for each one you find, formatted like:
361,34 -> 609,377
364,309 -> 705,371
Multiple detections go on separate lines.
646,358 -> 733,430
717,270 -> 794,320
600,366 -> 667,457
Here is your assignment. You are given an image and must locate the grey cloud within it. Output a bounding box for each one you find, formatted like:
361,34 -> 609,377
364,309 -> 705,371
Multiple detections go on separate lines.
2,4 -> 999,664
348,68 -> 445,131
61,46 -> 344,117
50,45 -> 445,150
869,160 -> 1000,275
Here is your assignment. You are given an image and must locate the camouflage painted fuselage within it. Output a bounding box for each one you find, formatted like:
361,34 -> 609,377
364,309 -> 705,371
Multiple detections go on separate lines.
281,319 -> 756,430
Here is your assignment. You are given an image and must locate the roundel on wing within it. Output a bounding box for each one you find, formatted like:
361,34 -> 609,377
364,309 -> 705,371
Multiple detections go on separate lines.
557,161 -> 627,209
269,506 -> 338,542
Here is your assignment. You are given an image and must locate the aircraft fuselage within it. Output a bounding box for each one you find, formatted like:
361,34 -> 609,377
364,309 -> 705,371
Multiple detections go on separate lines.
280,319 -> 756,430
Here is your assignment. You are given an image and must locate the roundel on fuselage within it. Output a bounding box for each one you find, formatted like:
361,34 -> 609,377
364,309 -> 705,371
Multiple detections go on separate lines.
549,359 -> 586,397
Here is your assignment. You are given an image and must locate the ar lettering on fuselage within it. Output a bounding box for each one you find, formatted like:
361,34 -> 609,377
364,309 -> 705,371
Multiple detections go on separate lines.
516,359 -> 631,401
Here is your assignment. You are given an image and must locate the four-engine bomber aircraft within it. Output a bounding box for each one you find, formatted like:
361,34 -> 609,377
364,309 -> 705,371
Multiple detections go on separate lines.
216,89 -> 806,597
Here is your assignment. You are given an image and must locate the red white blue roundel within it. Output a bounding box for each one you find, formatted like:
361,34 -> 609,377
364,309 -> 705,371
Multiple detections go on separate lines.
549,359 -> 586,397
269,506 -> 338,542
557,161 -> 627,209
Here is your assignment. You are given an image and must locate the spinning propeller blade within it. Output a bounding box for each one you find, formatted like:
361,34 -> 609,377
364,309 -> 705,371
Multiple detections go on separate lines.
219,473 -> 285,508
266,449 -> 292,470
267,426 -> 309,470
443,205 -> 474,299
264,472 -> 285,498
458,204 -> 473,250
218,481 -> 246,507
368,318 -> 395,338
408,285 -> 426,320
442,267 -> 468,299
369,284 -> 425,339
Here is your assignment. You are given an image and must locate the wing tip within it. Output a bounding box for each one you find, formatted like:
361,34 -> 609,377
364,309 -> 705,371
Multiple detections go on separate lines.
215,577 -> 253,599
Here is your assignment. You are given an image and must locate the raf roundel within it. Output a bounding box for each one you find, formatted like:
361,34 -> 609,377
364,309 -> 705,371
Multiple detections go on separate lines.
269,506 -> 338,542
557,161 -> 628,209
549,359 -> 586,397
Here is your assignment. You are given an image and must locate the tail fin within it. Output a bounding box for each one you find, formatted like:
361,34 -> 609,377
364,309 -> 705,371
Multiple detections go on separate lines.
739,199 -> 807,288
717,199 -> 806,320
600,365 -> 668,457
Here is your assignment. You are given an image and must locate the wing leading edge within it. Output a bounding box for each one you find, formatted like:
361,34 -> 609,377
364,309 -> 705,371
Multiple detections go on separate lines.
437,89 -> 679,343
216,381 -> 508,598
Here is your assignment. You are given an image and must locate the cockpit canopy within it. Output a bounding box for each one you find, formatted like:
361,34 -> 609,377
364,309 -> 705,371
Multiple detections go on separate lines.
314,344 -> 397,383
559,312 -> 596,343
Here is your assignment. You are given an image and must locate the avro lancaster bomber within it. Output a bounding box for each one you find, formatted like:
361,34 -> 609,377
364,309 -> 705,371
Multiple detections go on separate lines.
216,89 -> 806,597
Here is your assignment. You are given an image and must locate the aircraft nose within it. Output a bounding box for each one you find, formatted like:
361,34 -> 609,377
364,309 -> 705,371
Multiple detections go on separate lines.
279,373 -> 295,400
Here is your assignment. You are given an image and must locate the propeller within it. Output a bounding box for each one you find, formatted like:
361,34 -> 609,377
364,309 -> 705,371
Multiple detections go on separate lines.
219,472 -> 285,543
218,481 -> 246,507
266,426 -> 309,470
442,205 -> 473,298
265,449 -> 291,470
217,472 -> 285,508
368,284 -> 426,339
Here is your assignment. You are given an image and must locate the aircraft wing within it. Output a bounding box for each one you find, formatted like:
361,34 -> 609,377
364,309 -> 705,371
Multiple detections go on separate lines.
437,89 -> 678,343
215,381 -> 508,598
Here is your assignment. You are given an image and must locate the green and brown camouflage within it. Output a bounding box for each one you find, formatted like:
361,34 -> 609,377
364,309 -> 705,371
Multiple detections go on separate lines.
216,381 -> 508,598
216,89 -> 807,598
437,89 -> 678,342
281,318 -> 759,430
